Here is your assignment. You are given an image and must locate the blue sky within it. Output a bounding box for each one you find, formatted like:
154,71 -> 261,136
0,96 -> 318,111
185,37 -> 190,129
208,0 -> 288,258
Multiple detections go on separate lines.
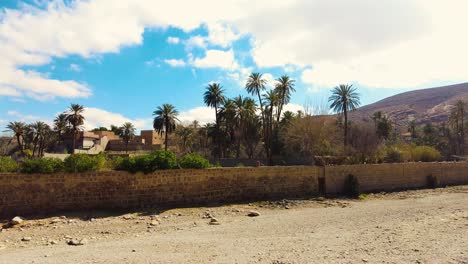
0,0 -> 467,131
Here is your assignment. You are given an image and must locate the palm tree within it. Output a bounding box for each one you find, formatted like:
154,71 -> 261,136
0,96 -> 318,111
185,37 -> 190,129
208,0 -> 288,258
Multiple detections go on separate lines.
204,83 -> 226,128
31,121 -> 49,157
233,96 -> 257,158
65,104 -> 85,153
450,100 -> 467,154
328,84 -> 361,147
274,75 -> 296,123
262,90 -> 280,162
153,104 -> 179,151
4,121 -> 26,154
119,122 -> 136,153
53,113 -> 69,144
408,120 -> 417,139
203,83 -> 226,158
245,73 -> 267,124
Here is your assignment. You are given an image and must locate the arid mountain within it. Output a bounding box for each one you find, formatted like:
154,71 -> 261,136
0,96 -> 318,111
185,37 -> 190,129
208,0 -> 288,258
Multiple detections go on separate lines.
349,82 -> 468,128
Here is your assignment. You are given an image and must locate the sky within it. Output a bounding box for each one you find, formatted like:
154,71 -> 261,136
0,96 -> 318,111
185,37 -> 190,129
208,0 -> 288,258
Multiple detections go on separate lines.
0,0 -> 467,132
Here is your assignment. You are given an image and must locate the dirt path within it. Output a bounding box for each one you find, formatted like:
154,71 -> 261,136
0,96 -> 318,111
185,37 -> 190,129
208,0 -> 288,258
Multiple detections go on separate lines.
1,187 -> 467,264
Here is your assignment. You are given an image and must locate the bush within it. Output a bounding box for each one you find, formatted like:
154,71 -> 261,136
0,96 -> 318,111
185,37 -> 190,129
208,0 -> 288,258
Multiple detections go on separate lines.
178,153 -> 210,169
21,158 -> 64,174
344,174 -> 360,198
411,146 -> 441,162
0,157 -> 19,173
64,154 -> 106,173
384,147 -> 403,163
117,150 -> 178,173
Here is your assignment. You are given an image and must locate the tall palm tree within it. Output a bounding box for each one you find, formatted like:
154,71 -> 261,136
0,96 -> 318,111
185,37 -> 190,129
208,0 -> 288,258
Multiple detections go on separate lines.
232,96 -> 257,158
65,104 -> 85,153
328,84 -> 361,147
262,90 -> 280,162
4,121 -> 26,154
245,73 -> 267,124
53,113 -> 69,144
31,121 -> 49,157
203,83 -> 226,128
153,104 -> 179,151
450,100 -> 467,154
119,122 -> 136,153
274,75 -> 296,123
203,83 -> 226,158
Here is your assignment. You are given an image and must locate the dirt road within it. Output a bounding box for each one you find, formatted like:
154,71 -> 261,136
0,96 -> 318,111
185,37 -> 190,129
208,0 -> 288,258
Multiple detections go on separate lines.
1,187 -> 467,263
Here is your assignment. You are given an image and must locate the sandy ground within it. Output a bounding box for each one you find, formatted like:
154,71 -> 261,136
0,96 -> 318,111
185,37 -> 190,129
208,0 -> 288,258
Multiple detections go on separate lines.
1,186 -> 467,264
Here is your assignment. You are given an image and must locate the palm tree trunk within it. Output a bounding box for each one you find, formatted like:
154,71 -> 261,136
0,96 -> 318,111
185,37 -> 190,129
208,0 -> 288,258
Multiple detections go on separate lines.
461,109 -> 465,155
344,107 -> 348,147
72,126 -> 77,154
164,120 -> 169,151
16,135 -> 24,155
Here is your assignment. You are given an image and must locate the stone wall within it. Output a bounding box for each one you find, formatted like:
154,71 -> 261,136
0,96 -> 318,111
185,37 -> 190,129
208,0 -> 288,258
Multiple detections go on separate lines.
0,166 -> 319,218
324,162 -> 468,194
0,163 -> 467,218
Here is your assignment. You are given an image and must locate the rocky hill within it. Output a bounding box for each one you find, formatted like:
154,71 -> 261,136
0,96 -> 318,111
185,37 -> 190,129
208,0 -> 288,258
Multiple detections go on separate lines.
349,82 -> 468,127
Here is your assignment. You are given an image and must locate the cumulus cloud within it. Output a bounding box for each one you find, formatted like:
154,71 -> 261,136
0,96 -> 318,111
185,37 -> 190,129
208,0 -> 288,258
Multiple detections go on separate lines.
192,49 -> 239,70
82,107 -> 151,131
0,0 -> 466,101
164,59 -> 186,67
178,106 -> 215,125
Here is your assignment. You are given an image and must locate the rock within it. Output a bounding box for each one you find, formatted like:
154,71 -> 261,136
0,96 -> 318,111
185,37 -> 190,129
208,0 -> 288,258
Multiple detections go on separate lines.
59,216 -> 67,219
49,240 -> 58,245
21,237 -> 32,242
149,221 -> 159,226
122,215 -> 133,220
68,238 -> 88,246
247,211 -> 261,217
51,218 -> 61,224
209,218 -> 220,225
0,244 -> 6,250
132,249 -> 136,252
11,216 -> 24,225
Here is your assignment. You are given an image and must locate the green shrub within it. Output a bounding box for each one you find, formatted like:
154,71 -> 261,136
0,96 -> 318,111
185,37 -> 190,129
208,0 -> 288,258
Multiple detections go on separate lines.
344,174 -> 360,198
117,150 -> 177,173
236,162 -> 245,167
0,157 -> 19,173
178,153 -> 210,169
21,158 -> 64,174
64,154 -> 106,173
150,150 -> 177,170
411,146 -> 441,162
384,147 -> 403,163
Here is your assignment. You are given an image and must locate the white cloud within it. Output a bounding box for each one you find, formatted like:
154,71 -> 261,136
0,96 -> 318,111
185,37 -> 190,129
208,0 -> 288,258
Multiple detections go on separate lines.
192,49 -> 238,70
0,0 -> 466,100
164,59 -> 186,67
69,63 -> 81,72
82,107 -> 151,131
262,73 -> 275,88
178,106 -> 215,125
167,36 -> 180,44
185,36 -> 206,49
7,110 -> 43,123
0,87 -> 21,97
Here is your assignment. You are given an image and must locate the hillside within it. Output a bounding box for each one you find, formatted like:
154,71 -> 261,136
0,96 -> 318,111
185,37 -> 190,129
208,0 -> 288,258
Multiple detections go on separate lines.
349,82 -> 468,127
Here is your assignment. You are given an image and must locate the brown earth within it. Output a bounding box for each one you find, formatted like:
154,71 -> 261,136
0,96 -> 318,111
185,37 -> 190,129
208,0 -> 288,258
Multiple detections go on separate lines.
349,82 -> 468,127
0,186 -> 467,264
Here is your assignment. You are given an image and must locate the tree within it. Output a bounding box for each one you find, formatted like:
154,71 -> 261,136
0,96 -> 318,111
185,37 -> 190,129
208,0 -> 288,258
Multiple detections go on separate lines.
274,75 -> 296,124
450,100 -> 466,154
119,122 -> 136,153
263,90 -> 280,162
175,126 -> 193,153
328,84 -> 361,147
4,121 -> 26,154
53,113 -> 69,144
232,95 -> 257,158
408,120 -> 417,139
65,104 -> 85,153
245,72 -> 267,127
153,104 -> 179,151
203,83 -> 226,158
31,121 -> 49,157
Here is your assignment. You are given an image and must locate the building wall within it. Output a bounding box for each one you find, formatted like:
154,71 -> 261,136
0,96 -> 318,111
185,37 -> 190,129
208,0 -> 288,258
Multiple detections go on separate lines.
140,130 -> 164,146
0,163 -> 467,218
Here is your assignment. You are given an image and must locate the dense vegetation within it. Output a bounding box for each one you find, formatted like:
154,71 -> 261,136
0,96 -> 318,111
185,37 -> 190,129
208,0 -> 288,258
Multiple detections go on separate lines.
1,72 -> 467,170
